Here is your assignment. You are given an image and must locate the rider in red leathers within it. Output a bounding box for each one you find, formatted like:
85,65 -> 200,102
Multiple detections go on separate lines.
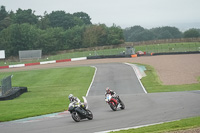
105,87 -> 125,110
105,87 -> 117,97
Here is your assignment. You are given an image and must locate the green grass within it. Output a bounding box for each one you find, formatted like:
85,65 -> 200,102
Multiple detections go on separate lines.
47,48 -> 125,60
135,42 -> 200,54
139,64 -> 200,93
113,116 -> 200,133
0,66 -> 95,122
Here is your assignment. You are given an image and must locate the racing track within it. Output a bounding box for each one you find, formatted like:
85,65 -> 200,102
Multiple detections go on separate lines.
1,63 -> 200,133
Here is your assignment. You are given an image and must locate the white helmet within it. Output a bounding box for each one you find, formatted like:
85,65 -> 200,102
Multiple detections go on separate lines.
68,94 -> 74,101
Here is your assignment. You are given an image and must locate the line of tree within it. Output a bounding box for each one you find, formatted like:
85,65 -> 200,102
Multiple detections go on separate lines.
0,5 -> 200,58
123,25 -> 200,42
0,6 -> 124,57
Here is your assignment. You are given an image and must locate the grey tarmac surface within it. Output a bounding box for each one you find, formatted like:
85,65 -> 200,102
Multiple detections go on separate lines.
88,63 -> 145,96
0,63 -> 200,133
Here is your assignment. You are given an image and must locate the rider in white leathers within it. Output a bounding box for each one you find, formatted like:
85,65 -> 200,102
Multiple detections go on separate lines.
68,94 -> 87,109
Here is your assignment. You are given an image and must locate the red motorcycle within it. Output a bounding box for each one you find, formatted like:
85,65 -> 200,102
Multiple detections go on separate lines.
105,94 -> 125,111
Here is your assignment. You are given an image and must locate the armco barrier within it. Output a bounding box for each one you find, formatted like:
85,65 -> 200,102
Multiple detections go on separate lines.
87,54 -> 132,59
152,51 -> 200,56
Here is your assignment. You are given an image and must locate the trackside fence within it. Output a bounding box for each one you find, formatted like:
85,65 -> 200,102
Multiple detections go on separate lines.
0,75 -> 12,96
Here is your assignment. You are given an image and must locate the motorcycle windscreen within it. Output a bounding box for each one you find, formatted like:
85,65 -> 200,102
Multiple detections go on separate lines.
82,96 -> 88,109
105,94 -> 112,101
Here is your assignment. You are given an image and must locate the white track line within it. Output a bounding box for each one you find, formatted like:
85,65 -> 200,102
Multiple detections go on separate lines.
94,120 -> 179,133
124,63 -> 147,94
86,66 -> 97,97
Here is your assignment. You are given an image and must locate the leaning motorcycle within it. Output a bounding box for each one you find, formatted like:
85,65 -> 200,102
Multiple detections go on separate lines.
105,94 -> 125,111
68,96 -> 93,122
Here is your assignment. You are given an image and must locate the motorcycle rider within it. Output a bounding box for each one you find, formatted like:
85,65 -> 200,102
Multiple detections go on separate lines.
68,94 -> 80,103
68,94 -> 93,121
105,87 -> 121,105
68,94 -> 86,109
105,87 -> 116,97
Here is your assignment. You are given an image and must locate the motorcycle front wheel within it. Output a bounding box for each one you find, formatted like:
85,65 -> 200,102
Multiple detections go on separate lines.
86,109 -> 93,120
71,112 -> 81,122
109,102 -> 117,111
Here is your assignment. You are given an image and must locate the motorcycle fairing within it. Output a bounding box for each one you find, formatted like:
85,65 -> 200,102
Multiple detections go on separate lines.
110,98 -> 118,105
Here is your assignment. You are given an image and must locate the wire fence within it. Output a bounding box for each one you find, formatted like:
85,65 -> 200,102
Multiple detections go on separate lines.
0,75 -> 12,96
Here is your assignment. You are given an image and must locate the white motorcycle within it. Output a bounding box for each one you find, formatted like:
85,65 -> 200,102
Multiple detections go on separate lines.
68,96 -> 93,122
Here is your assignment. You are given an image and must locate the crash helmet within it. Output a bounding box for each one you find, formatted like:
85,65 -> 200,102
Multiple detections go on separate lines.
106,87 -> 110,93
68,94 -> 74,102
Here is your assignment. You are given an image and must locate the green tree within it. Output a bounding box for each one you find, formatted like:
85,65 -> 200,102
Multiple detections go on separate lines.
0,6 -> 8,21
0,6 -> 10,31
0,24 -> 40,56
136,30 -> 155,41
48,11 -> 76,29
14,8 -> 39,24
65,25 -> 85,49
0,26 -> 12,57
73,12 -> 92,25
107,24 -> 124,44
0,6 -> 128,57
124,25 -> 183,42
82,24 -> 107,47
123,25 -> 146,42
151,26 -> 182,39
37,11 -> 50,30
96,24 -> 108,46
0,17 -> 12,31
40,27 -> 66,54
183,28 -> 200,38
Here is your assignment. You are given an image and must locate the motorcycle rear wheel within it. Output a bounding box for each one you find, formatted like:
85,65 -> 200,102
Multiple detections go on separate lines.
71,112 -> 81,122
120,100 -> 125,109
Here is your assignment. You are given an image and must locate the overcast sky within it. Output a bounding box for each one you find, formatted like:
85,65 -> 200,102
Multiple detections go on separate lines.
1,0 -> 200,30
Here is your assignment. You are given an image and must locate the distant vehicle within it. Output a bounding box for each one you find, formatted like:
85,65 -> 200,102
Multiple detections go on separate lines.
136,51 -> 145,56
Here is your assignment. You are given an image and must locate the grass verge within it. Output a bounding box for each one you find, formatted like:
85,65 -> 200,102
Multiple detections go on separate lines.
0,66 -> 95,122
139,64 -> 200,93
113,116 -> 200,133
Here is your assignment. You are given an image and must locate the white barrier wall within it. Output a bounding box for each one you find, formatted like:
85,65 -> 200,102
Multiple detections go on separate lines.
0,50 -> 5,59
